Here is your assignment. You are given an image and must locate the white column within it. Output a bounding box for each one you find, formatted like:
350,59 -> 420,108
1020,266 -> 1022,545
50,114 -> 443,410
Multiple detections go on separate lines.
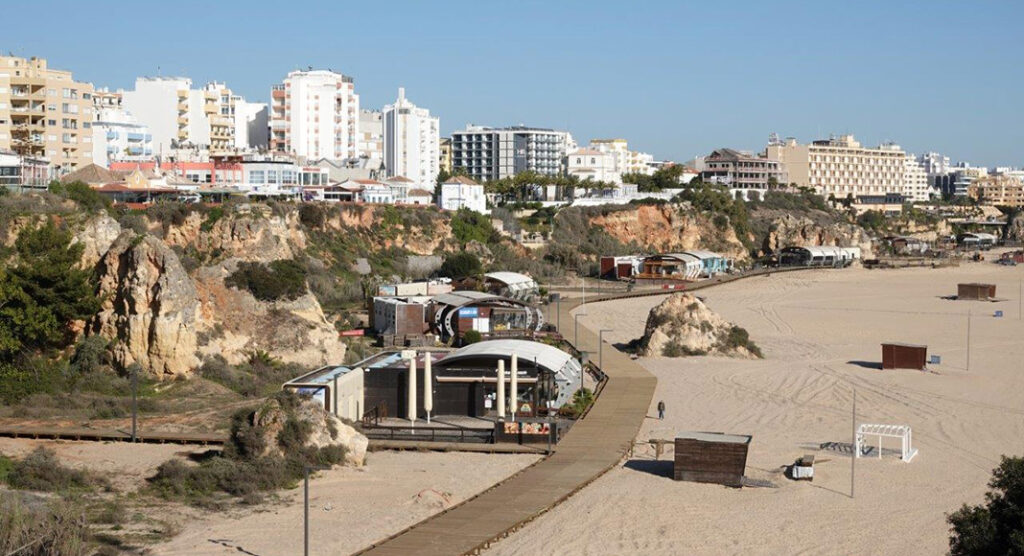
510,352 -> 518,421
408,353 -> 417,426
496,359 -> 506,419
423,353 -> 433,424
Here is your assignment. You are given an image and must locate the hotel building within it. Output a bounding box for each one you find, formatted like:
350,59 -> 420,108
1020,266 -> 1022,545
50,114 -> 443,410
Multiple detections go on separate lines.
765,135 -> 908,200
123,78 -> 241,156
452,125 -> 576,182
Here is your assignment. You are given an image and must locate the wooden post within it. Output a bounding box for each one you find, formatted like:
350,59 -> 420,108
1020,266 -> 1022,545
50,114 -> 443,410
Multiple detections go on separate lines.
851,388 -> 856,499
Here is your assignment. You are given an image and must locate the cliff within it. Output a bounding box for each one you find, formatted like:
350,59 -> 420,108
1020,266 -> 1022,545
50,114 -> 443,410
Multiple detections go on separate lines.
755,209 -> 874,258
639,293 -> 761,358
585,203 -> 749,260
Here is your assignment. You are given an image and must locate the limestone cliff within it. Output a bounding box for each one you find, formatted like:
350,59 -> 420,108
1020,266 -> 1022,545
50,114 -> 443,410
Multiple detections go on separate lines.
639,293 -> 761,358
586,203 -> 749,260
755,209 -> 874,258
90,232 -> 201,378
74,212 -> 122,268
162,208 -> 305,262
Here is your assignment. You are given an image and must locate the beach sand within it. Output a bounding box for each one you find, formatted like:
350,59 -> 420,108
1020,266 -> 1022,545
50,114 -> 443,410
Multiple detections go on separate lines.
488,262 -> 1024,555
154,450 -> 540,556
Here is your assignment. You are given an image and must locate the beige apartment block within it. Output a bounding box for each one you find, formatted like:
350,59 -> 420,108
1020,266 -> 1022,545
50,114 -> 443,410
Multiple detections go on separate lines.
968,175 -> 1024,207
766,134 -> 907,200
0,56 -> 95,173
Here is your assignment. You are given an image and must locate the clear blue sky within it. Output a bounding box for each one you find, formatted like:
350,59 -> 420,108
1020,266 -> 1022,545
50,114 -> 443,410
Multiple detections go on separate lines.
8,0 -> 1023,166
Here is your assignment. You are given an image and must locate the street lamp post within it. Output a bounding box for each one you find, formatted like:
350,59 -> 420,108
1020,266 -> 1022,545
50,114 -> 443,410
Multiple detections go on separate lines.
574,313 -> 582,346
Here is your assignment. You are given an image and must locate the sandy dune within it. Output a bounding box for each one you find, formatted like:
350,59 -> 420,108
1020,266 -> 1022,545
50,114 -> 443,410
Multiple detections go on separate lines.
488,262 -> 1024,555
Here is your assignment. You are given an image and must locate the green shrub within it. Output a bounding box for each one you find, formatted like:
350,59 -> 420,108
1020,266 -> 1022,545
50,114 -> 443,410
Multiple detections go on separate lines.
0,493 -> 90,556
47,180 -> 110,212
299,204 -> 327,229
6,447 -> 105,492
948,455 -> 1024,555
225,259 -> 308,301
462,330 -> 482,345
200,205 -> 224,232
450,208 -> 497,244
560,387 -> 595,418
719,325 -> 763,358
439,252 -> 482,279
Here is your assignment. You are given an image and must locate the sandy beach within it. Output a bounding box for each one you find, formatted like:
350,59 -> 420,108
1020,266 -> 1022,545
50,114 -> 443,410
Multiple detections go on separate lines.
488,262 -> 1024,555
155,451 -> 540,556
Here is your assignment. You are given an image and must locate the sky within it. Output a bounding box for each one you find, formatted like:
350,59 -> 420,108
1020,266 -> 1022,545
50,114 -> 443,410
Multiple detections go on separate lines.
7,0 -> 1023,166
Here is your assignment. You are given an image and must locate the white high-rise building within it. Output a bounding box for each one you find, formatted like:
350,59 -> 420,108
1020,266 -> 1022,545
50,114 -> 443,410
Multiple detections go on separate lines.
902,154 -> 930,202
270,69 -> 360,160
382,88 -> 439,186
588,139 -> 656,176
91,108 -> 153,167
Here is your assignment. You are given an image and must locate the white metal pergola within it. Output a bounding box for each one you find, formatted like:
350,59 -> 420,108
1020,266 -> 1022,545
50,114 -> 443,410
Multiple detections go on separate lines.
855,424 -> 918,462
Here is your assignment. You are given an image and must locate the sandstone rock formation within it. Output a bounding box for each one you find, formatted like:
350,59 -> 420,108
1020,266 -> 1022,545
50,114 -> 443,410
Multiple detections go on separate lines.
193,261 -> 346,367
163,210 -> 304,262
758,211 -> 873,258
248,395 -> 367,467
74,212 -> 122,268
90,232 -> 201,378
640,293 -> 761,358
587,203 -> 749,260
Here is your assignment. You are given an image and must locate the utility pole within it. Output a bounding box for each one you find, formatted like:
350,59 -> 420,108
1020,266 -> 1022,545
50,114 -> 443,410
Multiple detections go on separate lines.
966,308 -> 972,372
131,365 -> 138,442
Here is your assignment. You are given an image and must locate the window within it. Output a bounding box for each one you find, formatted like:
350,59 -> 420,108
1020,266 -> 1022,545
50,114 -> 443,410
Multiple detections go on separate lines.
267,170 -> 278,183
47,89 -> 55,96
248,170 -> 265,183
48,104 -> 55,111
48,119 -> 56,126
62,133 -> 72,143
62,88 -> 70,99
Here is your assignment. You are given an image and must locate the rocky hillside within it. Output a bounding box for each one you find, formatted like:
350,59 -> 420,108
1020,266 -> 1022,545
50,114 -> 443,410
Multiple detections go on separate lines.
584,203 -> 749,260
754,209 -> 874,258
639,293 -> 762,358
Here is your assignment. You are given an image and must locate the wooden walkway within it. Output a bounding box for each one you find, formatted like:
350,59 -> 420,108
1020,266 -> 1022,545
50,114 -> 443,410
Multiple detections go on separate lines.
355,298 -> 657,555
0,425 -> 225,445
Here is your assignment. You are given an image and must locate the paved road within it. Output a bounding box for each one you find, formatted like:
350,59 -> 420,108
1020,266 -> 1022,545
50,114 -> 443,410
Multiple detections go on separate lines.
355,297 -> 657,556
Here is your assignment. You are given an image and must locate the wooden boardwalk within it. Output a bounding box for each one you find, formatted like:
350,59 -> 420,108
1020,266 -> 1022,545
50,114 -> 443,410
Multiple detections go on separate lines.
355,298 -> 657,556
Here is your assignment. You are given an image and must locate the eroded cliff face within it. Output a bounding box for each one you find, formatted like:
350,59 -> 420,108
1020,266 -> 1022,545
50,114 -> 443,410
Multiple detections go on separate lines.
193,261 -> 345,367
74,212 -> 123,268
163,209 -> 305,262
587,203 -> 749,260
323,205 -> 455,255
757,211 -> 874,258
90,232 -> 201,378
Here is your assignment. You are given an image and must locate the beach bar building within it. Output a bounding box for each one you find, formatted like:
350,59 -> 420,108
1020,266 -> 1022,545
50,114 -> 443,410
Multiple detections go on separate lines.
600,256 -> 642,280
674,431 -> 751,487
779,245 -> 860,267
483,272 -> 540,301
881,343 -> 928,370
683,250 -> 734,277
283,365 -> 365,421
638,253 -> 702,281
958,283 -> 996,300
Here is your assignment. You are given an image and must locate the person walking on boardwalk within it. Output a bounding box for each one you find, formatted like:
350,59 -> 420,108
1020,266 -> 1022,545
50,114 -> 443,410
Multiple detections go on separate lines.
657,400 -> 665,420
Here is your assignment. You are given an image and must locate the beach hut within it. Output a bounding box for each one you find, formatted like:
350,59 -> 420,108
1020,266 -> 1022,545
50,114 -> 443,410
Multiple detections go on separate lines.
958,283 -> 996,300
881,343 -> 928,370
639,254 -> 702,280
682,250 -> 733,277
779,245 -> 853,267
673,431 -> 751,487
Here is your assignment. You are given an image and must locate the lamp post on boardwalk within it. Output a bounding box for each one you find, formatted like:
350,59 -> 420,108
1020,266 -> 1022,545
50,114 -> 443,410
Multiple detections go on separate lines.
598,329 -> 613,373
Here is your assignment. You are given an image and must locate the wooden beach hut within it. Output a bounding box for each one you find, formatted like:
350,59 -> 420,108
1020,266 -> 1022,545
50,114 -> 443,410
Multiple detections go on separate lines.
881,343 -> 928,370
957,283 -> 996,300
673,431 -> 751,487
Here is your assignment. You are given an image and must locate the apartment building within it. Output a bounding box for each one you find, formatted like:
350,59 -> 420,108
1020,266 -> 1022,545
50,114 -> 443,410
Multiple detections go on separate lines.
270,69 -> 360,160
358,110 -> 383,162
0,55 -> 95,173
968,175 -> 1024,207
233,98 -> 268,152
382,88 -> 439,186
123,78 -> 241,156
588,139 -> 656,176
91,108 -> 153,167
765,135 -> 907,200
452,125 -> 576,182
701,148 -> 786,200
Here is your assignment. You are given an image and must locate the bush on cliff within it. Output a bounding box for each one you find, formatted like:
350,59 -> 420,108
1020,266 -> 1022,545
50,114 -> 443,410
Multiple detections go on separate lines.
225,259 -> 308,302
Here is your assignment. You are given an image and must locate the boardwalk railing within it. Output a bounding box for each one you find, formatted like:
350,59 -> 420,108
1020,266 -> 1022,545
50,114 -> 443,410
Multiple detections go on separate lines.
360,424 -> 494,444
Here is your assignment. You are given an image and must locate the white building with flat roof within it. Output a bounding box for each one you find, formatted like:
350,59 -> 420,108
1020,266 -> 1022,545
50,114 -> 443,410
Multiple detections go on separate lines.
567,148 -> 620,183
270,69 -> 360,160
383,88 -> 439,187
91,108 -> 153,167
902,154 -> 930,202
233,98 -> 268,151
588,139 -> 655,176
358,109 -> 383,163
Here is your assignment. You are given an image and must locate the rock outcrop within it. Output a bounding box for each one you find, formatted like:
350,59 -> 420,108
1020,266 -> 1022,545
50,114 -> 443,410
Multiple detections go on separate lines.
193,261 -> 346,367
639,293 -> 761,358
74,212 -> 122,268
163,210 -> 304,262
757,211 -> 873,258
587,203 -> 749,260
90,232 -> 201,378
248,395 -> 367,467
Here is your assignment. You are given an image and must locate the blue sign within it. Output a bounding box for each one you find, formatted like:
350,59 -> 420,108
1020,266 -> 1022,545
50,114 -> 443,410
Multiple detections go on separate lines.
930,355 -> 941,365
458,307 -> 479,318
994,310 -> 1003,318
